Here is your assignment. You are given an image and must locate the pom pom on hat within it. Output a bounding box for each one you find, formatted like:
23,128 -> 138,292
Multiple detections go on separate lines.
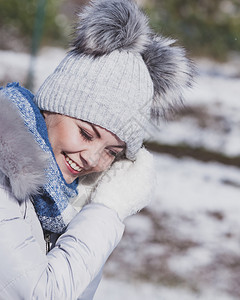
72,0 -> 151,56
142,35 -> 196,120
71,0 -> 196,122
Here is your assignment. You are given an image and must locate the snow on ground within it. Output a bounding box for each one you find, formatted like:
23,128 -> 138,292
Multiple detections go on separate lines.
0,47 -> 66,90
95,277 -> 234,300
1,48 -> 240,299
96,154 -> 240,299
151,59 -> 240,157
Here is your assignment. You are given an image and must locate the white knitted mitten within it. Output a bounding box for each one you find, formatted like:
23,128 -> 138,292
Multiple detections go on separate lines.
91,148 -> 155,221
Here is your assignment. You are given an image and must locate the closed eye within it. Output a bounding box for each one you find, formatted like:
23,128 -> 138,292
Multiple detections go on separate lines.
79,128 -> 93,141
106,147 -> 125,158
107,149 -> 118,157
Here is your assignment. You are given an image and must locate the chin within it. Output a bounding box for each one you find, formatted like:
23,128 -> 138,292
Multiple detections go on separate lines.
64,175 -> 77,184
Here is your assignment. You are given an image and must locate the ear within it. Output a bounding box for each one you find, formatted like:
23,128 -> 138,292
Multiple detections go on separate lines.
42,110 -> 52,119
42,111 -> 61,129
42,110 -> 47,118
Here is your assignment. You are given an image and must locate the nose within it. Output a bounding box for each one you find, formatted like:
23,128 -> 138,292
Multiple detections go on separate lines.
80,146 -> 103,170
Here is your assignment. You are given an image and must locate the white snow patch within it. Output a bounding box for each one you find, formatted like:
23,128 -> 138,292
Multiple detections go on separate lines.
95,277 -> 236,300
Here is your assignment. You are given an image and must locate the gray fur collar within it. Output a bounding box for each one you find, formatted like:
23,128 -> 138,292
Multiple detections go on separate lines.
0,93 -> 47,201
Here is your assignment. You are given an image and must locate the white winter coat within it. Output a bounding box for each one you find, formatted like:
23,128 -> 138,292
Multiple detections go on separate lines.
0,92 -> 124,299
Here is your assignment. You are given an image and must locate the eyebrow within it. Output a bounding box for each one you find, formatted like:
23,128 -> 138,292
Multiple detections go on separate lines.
107,145 -> 126,149
90,123 -> 101,138
90,123 -> 125,149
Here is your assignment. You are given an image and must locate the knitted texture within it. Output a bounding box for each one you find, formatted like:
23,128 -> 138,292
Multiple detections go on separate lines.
1,83 -> 78,233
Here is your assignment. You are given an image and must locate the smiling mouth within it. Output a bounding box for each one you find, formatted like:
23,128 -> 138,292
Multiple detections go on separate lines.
64,154 -> 82,172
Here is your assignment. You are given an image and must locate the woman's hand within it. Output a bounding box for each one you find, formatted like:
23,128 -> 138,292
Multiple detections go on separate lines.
91,147 -> 155,221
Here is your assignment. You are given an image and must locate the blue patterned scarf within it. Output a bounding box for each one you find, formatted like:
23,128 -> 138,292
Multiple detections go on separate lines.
2,82 -> 78,233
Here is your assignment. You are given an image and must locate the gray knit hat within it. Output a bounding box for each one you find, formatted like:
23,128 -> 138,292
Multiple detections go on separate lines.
34,0 -> 195,160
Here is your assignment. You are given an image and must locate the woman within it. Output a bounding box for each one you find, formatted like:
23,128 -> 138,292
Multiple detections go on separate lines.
0,0 -> 194,299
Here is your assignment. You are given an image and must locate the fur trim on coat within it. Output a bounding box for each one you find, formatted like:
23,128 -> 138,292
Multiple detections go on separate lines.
0,93 -> 47,201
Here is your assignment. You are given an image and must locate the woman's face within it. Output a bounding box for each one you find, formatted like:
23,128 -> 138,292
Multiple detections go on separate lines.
43,112 -> 125,184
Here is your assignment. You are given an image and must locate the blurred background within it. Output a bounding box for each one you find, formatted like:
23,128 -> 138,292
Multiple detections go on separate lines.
0,0 -> 240,299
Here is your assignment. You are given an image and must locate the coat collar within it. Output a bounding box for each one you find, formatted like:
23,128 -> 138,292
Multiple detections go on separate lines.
0,93 -> 47,201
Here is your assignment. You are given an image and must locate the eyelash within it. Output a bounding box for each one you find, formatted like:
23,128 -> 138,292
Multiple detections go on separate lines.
80,127 -> 122,158
107,149 -> 118,157
80,128 -> 93,142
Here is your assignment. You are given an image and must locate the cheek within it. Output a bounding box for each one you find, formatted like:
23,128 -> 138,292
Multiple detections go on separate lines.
48,124 -> 65,148
57,128 -> 82,153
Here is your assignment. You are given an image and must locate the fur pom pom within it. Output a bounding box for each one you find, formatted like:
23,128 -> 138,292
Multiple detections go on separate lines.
142,36 -> 196,120
72,0 -> 150,55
